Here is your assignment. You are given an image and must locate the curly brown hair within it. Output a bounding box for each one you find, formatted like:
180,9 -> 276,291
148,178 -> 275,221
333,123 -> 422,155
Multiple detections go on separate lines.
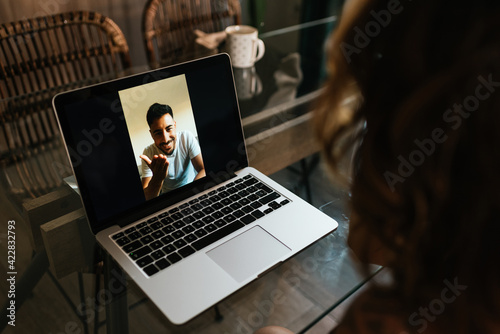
314,0 -> 500,332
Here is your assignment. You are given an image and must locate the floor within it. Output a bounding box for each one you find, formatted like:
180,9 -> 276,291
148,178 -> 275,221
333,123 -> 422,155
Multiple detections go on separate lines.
0,153 -> 380,334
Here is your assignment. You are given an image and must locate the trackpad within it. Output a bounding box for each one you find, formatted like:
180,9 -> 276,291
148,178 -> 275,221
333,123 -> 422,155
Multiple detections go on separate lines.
207,226 -> 291,282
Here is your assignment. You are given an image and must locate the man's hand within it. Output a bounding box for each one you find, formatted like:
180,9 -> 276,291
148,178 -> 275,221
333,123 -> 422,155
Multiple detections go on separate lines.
140,154 -> 169,200
140,154 -> 169,180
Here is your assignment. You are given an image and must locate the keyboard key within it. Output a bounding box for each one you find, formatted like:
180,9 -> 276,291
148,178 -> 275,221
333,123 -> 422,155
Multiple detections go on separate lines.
215,220 -> 227,228
167,253 -> 182,264
191,203 -> 203,211
161,235 -> 174,244
171,212 -> 184,221
127,231 -> 142,241
193,211 -> 205,219
240,215 -> 256,225
123,240 -> 142,253
242,205 -> 254,213
139,227 -> 153,235
173,221 -> 186,229
150,222 -> 164,230
221,207 -> 232,215
229,194 -> 241,201
147,217 -> 159,223
230,202 -> 242,210
269,201 -> 281,210
202,216 -> 215,224
172,230 -> 185,239
243,178 -> 258,186
264,208 -> 274,214
124,227 -> 136,234
181,208 -> 193,215
212,211 -> 223,219
205,224 -> 217,232
193,221 -> 205,229
250,201 -> 263,209
116,236 -> 131,246
130,245 -> 152,260
233,210 -> 245,218
259,192 -> 280,204
182,225 -> 195,233
221,198 -> 232,206
150,241 -> 164,250
151,250 -> 165,260
158,212 -> 169,218
256,183 -> 273,193
192,221 -> 245,251
173,239 -> 187,249
162,225 -> 175,234
178,245 -> 195,258
238,190 -> 250,198
152,230 -> 165,239
212,202 -> 223,210
140,235 -> 154,245
251,210 -> 265,219
194,229 -> 208,238
112,232 -> 124,240
182,216 -> 195,224
143,264 -> 159,276
136,255 -> 153,268
219,190 -> 229,198
161,217 -> 173,224
163,244 -> 176,254
184,233 -> 197,243
223,214 -> 236,223
137,222 -> 148,229
201,199 -> 212,206
202,207 -> 215,214
211,195 -> 221,202
156,258 -> 170,270
280,199 -> 290,205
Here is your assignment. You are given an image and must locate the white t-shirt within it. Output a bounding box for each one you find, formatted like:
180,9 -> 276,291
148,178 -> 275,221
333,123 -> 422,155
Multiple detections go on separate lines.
141,130 -> 201,194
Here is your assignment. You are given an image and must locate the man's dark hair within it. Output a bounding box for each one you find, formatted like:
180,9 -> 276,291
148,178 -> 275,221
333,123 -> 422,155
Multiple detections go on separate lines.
146,103 -> 173,126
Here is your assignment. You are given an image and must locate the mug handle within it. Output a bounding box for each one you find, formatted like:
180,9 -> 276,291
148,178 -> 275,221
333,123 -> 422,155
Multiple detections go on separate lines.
254,39 -> 265,62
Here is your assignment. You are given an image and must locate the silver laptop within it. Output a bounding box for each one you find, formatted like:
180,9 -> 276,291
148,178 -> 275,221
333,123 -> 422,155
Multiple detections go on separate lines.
53,54 -> 338,325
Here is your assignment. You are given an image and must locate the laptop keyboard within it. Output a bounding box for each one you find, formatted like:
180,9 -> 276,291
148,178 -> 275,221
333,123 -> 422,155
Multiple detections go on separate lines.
111,174 -> 290,277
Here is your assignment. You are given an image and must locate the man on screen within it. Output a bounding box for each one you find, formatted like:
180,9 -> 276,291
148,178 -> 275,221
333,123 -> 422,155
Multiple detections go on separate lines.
140,103 -> 205,200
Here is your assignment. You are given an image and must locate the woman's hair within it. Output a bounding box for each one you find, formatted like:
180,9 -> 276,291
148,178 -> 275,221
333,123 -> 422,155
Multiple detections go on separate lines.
314,0 -> 500,331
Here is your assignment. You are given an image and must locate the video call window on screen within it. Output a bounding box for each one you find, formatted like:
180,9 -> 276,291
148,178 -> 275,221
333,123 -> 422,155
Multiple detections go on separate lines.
119,74 -> 206,200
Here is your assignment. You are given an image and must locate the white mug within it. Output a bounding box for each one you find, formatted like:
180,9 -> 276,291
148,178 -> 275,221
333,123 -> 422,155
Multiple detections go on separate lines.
224,25 -> 265,68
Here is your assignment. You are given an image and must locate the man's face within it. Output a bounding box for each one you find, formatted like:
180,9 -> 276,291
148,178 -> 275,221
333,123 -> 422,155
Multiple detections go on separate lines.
149,113 -> 177,155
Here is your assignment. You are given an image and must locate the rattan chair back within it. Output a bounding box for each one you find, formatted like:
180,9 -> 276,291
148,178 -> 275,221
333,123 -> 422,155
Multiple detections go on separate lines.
142,0 -> 241,68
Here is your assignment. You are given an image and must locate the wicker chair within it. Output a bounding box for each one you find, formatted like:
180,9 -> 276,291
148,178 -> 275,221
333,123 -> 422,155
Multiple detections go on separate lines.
142,0 -> 241,68
0,11 -> 132,202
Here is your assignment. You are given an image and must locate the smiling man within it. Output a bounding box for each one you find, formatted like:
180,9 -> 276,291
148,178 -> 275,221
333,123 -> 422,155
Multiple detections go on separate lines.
140,103 -> 205,200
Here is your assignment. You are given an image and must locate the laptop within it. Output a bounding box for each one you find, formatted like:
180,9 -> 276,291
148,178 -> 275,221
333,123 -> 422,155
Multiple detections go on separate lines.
53,53 -> 338,325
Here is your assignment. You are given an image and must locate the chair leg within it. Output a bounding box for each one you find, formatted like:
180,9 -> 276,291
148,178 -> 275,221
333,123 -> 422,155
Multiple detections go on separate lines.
214,304 -> 224,322
78,272 -> 90,334
103,253 -> 129,334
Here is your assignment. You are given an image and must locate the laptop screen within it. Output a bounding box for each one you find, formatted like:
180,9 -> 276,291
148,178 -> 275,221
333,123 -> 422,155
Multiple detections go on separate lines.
53,54 -> 248,234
